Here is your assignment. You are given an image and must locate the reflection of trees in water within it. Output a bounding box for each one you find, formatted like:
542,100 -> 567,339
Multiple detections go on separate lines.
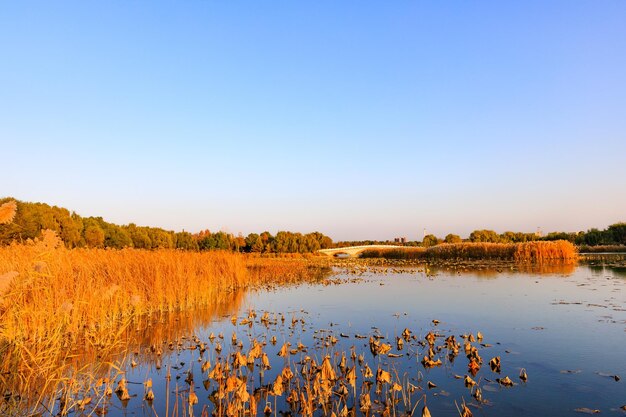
0,289 -> 246,416
582,253 -> 626,278
587,264 -> 626,279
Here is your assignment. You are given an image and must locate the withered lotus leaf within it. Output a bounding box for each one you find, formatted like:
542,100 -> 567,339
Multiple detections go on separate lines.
236,381 -> 250,402
359,393 -> 371,412
520,368 -> 528,382
281,366 -> 294,381
363,364 -> 374,378
497,376 -> 514,387
271,375 -> 284,396
346,366 -> 357,388
378,343 -> 392,355
278,342 -> 289,357
376,368 -> 392,384
489,356 -> 501,373
321,355 -> 337,381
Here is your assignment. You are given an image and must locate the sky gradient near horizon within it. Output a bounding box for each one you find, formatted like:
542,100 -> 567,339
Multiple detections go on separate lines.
2,1 -> 625,241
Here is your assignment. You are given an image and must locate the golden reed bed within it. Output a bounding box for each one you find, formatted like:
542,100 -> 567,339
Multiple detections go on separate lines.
361,240 -> 578,262
0,239 -> 328,413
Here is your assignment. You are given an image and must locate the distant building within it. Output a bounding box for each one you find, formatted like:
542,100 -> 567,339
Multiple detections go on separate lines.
394,237 -> 407,244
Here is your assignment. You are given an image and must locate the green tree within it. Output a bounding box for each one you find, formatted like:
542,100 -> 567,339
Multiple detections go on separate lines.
444,233 -> 462,244
126,224 -> 152,249
469,229 -> 500,243
245,233 -> 263,252
175,231 -> 198,250
422,234 -> 439,247
84,225 -> 105,248
607,223 -> 626,245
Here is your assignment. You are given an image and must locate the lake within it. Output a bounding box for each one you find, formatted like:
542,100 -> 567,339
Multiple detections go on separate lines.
59,261 -> 626,417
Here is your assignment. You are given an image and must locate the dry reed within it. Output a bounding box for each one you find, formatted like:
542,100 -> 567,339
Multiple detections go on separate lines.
361,241 -> 577,262
0,243 -> 331,414
0,200 -> 17,224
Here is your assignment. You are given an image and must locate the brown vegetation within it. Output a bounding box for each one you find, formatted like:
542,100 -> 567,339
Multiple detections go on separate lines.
361,241 -> 577,262
0,241 -> 331,414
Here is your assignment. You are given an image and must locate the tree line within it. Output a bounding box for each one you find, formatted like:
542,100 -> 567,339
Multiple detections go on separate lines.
336,224 -> 626,248
2,198 -> 623,251
0,198 -> 333,253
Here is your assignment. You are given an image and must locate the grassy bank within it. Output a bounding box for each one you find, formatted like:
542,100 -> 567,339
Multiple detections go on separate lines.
361,240 -> 577,262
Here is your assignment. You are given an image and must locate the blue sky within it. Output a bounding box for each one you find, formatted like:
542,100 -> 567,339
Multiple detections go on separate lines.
2,1 -> 625,241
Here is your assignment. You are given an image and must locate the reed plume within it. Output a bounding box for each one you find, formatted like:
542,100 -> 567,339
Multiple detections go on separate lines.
0,200 -> 17,224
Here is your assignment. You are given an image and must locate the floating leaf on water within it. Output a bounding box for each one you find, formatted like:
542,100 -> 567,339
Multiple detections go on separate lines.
397,337 -> 404,351
427,381 -> 437,389
520,368 -> 528,382
422,406 -> 432,417
497,376 -> 514,387
477,331 -> 483,340
402,328 -> 412,340
574,408 -> 601,414
464,375 -> 476,388
489,356 -> 501,373
596,372 -> 620,381
144,389 -> 154,401
468,359 -> 481,375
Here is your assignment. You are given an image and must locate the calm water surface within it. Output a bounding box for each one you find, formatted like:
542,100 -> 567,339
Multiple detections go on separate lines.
112,263 -> 625,417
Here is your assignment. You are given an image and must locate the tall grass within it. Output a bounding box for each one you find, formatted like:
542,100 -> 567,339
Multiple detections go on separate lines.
360,241 -> 577,262
513,240 -> 578,262
0,243 -> 331,413
0,246 -> 248,347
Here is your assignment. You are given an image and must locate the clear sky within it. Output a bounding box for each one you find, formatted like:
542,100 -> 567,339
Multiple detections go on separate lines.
2,1 -> 625,241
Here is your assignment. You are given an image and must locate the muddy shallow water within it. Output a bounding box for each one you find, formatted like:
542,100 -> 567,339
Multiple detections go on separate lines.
66,263 -> 626,416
